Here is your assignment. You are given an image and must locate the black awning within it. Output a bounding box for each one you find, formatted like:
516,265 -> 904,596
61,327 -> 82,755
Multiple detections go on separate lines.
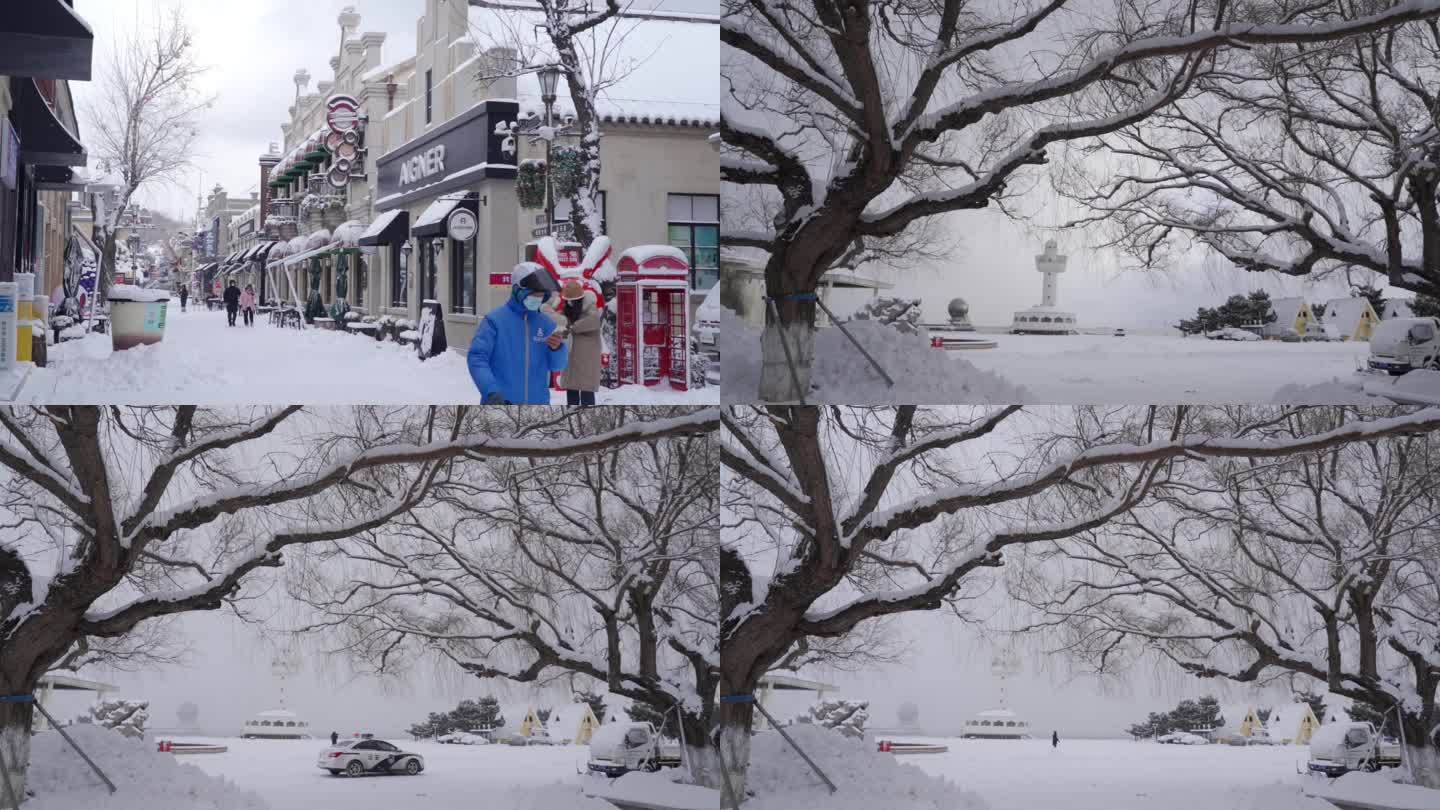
13,78 -> 86,167
410,196 -> 477,239
33,165 -> 86,190
0,1 -> 94,81
251,241 -> 278,261
359,209 -> 410,246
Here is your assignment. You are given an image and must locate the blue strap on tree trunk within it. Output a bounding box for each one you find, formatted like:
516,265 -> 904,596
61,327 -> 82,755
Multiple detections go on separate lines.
719,694 -> 756,704
0,695 -> 34,704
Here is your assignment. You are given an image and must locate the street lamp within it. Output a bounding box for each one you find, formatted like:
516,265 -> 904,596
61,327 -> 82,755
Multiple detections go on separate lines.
538,64 -> 563,237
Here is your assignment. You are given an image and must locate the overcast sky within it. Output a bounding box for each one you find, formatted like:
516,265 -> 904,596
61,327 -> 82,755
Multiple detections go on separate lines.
70,0 -> 718,227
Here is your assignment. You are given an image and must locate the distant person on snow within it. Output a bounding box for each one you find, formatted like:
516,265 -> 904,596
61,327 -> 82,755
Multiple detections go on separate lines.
331,731 -> 339,746
1052,731 -> 1059,749
240,284 -> 257,327
222,280 -> 241,326
467,262 -> 568,405
178,284 -> 189,312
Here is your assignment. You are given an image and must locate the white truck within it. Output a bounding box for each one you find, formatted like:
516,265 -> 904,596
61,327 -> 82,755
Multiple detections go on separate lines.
1367,317 -> 1440,375
1306,721 -> 1402,777
587,721 -> 665,777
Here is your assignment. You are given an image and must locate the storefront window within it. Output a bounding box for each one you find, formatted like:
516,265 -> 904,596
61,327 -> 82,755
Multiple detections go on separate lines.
390,242 -> 409,308
666,193 -> 719,290
356,256 -> 367,308
451,237 -> 476,315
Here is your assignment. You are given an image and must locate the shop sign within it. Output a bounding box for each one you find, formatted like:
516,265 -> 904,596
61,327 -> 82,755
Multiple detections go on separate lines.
489,272 -> 512,286
0,120 -> 17,190
326,95 -> 362,133
399,146 -> 446,187
447,208 -> 478,241
376,101 -> 518,205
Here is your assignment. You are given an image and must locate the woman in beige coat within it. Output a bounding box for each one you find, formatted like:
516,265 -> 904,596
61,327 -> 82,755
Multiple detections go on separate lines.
557,279 -> 602,406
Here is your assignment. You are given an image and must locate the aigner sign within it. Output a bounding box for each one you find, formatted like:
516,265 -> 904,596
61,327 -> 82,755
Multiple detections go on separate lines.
375,100 -> 518,209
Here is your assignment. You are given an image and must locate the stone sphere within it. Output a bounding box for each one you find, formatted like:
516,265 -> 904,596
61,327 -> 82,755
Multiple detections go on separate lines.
947,297 -> 970,319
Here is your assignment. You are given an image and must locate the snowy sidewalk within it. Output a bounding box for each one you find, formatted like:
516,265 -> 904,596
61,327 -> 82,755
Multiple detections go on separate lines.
16,307 -> 715,405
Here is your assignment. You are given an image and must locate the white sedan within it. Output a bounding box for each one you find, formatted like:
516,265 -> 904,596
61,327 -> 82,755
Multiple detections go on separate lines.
317,739 -> 425,777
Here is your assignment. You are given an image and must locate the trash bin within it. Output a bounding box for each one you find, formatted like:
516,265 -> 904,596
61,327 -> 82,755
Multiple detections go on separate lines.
108,284 -> 170,350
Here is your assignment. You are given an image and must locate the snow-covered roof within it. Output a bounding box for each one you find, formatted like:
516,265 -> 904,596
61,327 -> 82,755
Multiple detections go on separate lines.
1385,299 -> 1415,319
468,10 -> 717,127
415,196 -> 466,230
974,709 -> 1017,719
496,703 -> 537,730
1267,703 -> 1317,738
548,703 -> 596,737
331,220 -> 366,248
254,709 -> 298,719
1270,297 -> 1308,326
1324,297 -> 1376,327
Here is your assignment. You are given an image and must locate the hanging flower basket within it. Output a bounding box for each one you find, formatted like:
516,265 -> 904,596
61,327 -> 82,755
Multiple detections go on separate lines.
517,160 -> 547,209
549,147 -> 584,199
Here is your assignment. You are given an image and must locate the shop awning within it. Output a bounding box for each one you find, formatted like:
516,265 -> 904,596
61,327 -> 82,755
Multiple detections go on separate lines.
0,1 -> 94,81
411,196 -> 478,238
359,209 -> 409,246
252,241 -> 280,262
33,165 -> 87,191
283,244 -> 333,267
13,78 -> 87,167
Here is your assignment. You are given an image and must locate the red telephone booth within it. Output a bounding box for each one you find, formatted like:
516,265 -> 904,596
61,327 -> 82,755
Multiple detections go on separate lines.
616,246 -> 690,391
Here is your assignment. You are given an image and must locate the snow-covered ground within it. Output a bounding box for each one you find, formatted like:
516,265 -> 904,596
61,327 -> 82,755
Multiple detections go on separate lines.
961,333 -> 1371,403
747,728 -> 1423,810
15,306 -> 715,404
168,737 -> 606,810
723,309 -> 1388,403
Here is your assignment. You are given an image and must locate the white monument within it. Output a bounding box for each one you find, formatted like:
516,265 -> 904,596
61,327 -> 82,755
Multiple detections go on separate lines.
1011,239 -> 1077,334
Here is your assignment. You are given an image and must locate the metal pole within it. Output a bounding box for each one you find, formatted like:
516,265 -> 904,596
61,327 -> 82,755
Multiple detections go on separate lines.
765,298 -> 808,405
1394,704 -> 1411,779
30,701 -> 116,793
813,296 -> 895,387
544,101 -> 554,238
750,698 -> 836,793
672,704 -> 693,784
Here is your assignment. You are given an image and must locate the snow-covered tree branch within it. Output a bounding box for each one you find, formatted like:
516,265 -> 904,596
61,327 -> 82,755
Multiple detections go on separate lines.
723,0 -> 1440,400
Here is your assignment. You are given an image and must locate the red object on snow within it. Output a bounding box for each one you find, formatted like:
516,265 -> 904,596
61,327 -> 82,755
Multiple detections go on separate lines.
878,740 -> 892,752
931,336 -> 943,348
158,740 -> 172,752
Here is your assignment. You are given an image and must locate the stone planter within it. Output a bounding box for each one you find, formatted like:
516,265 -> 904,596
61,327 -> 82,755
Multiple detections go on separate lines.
108,285 -> 170,350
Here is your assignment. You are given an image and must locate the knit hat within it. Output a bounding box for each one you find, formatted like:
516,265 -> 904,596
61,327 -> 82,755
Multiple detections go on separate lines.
560,279 -> 585,301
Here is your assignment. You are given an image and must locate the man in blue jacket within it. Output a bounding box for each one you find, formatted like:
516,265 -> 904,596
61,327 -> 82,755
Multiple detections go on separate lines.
468,262 -> 568,404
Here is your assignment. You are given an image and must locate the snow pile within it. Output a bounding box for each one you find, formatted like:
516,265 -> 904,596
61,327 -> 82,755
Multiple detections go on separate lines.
330,220 -> 366,248
1315,770 -> 1440,810
79,699 -> 149,740
593,771 -> 717,810
493,783 -> 613,810
25,725 -> 268,810
745,724 -> 988,810
1272,377 -> 1373,404
1221,783 -> 1331,810
436,731 -> 492,745
793,699 -> 869,740
721,309 -> 1029,404
1363,368 -> 1440,405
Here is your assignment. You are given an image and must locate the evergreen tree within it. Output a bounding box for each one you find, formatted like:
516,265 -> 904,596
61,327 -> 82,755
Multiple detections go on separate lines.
1347,700 -> 1399,736
1312,302 -> 1328,319
1353,284 -> 1386,320
407,696 -> 505,739
1127,696 -> 1224,738
537,707 -> 552,724
1295,691 -> 1326,724
575,690 -> 608,724
1413,294 -> 1440,319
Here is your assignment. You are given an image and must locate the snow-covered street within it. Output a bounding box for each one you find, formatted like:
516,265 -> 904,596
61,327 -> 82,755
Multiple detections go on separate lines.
16,306 -> 715,404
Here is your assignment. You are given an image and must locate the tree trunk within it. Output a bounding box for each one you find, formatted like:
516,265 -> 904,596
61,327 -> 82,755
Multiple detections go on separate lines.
758,316 -> 816,402
0,691 -> 34,805
1400,710 -> 1440,788
718,669 -> 757,805
678,710 -> 720,791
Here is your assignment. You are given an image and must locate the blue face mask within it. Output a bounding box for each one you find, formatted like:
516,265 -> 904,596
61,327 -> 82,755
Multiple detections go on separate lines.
523,295 -> 544,311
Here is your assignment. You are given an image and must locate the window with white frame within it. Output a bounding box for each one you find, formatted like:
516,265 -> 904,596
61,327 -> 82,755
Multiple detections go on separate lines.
666,193 -> 718,290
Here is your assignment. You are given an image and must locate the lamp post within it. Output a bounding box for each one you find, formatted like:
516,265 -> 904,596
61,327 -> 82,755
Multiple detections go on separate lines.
538,64 -> 562,237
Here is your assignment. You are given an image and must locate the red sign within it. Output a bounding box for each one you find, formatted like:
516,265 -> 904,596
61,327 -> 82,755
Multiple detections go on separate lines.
489,273 -> 512,286
326,95 -> 361,134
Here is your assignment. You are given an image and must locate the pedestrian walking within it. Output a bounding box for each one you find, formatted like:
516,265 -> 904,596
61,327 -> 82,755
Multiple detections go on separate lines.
330,731 -> 338,746
1052,730 -> 1059,749
467,262 -> 568,404
222,280 -> 241,326
240,284 -> 257,327
556,278 -> 601,406
178,284 -> 189,312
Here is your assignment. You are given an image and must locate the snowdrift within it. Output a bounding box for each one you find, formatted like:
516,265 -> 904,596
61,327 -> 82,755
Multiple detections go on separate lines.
721,309 -> 1029,403
745,724 -> 988,810
25,724 -> 269,810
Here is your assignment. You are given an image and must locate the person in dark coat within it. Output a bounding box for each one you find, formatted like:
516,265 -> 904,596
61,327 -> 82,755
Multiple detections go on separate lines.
1052,730 -> 1059,749
222,281 -> 241,326
330,731 -> 339,746
178,284 -> 189,312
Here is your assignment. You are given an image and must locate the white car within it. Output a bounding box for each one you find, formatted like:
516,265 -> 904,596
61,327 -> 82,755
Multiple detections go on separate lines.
1206,327 -> 1262,341
693,284 -> 720,348
317,739 -> 425,777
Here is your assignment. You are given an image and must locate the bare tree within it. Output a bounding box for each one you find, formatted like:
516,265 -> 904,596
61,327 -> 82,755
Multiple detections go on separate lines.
719,404 -> 1440,795
721,0 -> 1440,400
294,407 -> 720,785
469,0 -> 632,248
1012,406 -> 1440,786
1061,18 -> 1440,299
86,5 -> 212,298
0,405 -> 716,797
